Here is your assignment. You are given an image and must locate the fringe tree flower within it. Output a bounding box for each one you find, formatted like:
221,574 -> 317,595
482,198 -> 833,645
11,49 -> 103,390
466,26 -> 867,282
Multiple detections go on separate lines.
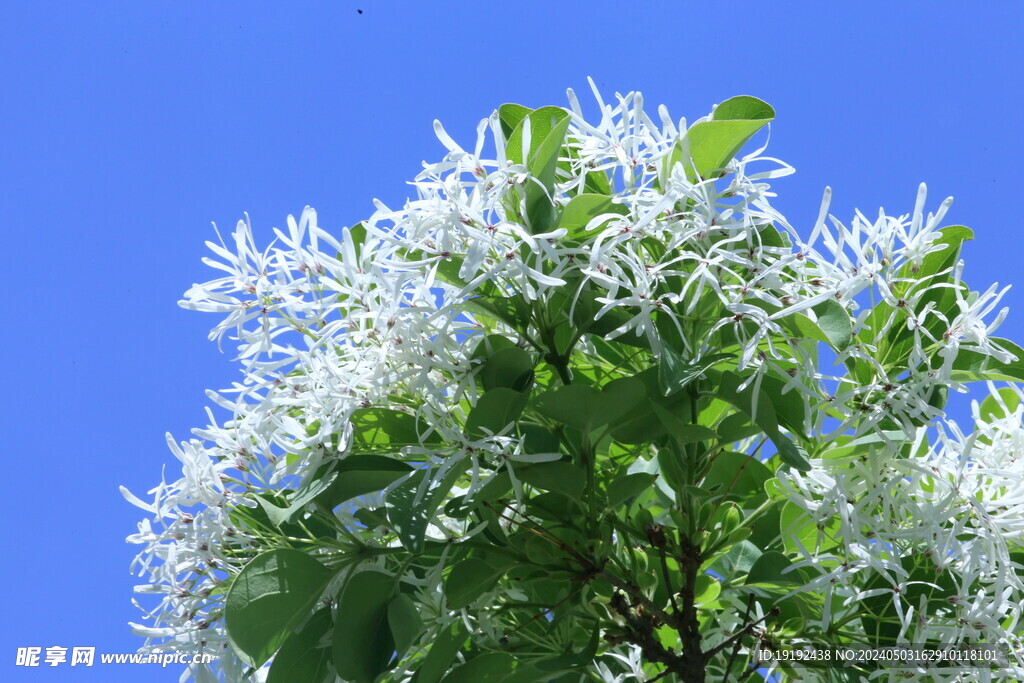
125,80 -> 1024,682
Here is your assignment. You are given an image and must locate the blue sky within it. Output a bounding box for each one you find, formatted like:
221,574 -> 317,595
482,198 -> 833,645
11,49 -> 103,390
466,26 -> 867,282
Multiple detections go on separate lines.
2,2 -> 1023,681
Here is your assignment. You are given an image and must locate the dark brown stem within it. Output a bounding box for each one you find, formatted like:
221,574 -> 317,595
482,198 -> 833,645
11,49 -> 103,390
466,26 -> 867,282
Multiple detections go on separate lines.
677,536 -> 706,683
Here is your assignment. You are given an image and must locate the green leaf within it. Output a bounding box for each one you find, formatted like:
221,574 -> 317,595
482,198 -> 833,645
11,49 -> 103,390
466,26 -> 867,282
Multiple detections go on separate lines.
440,653 -> 539,683
605,473 -> 658,507
755,375 -> 806,435
714,372 -> 810,471
714,412 -> 761,444
792,300 -> 853,352
746,551 -> 801,586
225,549 -> 333,668
812,299 -> 853,351
610,371 -> 692,444
506,106 -> 570,167
267,608 -> 334,683
694,574 -> 722,605
322,455 -> 412,507
387,462 -> 467,553
713,95 -> 775,121
465,388 -> 529,437
673,96 -> 774,181
652,403 -> 719,445
517,461 -> 586,499
869,225 -> 974,363
498,103 -> 531,140
897,225 -> 974,296
951,338 -> 1024,383
258,471 -> 339,527
979,387 -> 1021,423
411,622 -> 467,683
351,408 -> 437,448
707,540 -> 762,584
557,194 -> 628,240
534,376 -> 645,431
779,501 -> 840,554
481,346 -> 534,392
505,106 -> 572,234
525,116 -> 572,234
701,451 -> 772,504
465,293 -> 532,331
347,222 -> 368,254
445,558 -> 508,610
333,570 -> 397,683
387,594 -> 423,657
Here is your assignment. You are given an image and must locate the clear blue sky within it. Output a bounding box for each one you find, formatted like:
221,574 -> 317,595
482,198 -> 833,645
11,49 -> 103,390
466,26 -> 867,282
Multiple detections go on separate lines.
2,2 -> 1022,681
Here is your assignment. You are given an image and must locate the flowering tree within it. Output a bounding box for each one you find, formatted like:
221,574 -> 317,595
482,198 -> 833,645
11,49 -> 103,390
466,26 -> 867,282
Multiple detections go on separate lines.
124,81 -> 1024,682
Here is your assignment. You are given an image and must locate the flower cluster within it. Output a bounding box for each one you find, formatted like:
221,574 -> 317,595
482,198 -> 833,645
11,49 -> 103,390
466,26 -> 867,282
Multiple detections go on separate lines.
125,80 -> 1024,682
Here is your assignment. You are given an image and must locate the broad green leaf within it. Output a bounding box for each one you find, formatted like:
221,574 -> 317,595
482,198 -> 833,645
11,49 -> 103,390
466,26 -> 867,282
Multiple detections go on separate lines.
951,338 -> 1024,383
465,388 -> 529,437
333,570 -> 396,683
525,115 -> 572,234
870,225 -> 974,363
481,346 -> 534,392
557,194 -> 628,240
715,372 -> 810,471
387,594 -> 423,657
896,225 -> 974,296
707,540 -> 762,583
792,299 -> 852,351
859,555 -> 960,646
610,373 -> 692,444
350,408 -> 438,448
516,461 -> 586,499
322,455 -> 412,507
256,470 -> 340,527
756,374 -> 806,435
701,451 -> 772,504
440,652 -> 539,683
534,376 -> 645,431
673,96 -> 774,181
498,103 -> 531,139
813,299 -> 853,351
225,549 -> 333,668
979,387 -> 1021,423
504,107 -> 573,232
445,558 -> 508,609
694,574 -> 722,604
267,608 -> 334,683
714,412 -> 761,444
605,472 -> 658,507
519,424 -> 561,456
506,106 -> 570,167
652,403 -> 719,445
387,462 -> 467,553
713,95 -> 775,121
411,622 -> 467,683
746,551 -> 801,586
656,446 -> 688,494
779,501 -> 840,554
465,293 -> 532,331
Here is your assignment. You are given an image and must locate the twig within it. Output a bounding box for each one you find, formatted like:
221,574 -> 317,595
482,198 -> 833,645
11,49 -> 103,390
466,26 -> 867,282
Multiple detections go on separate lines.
704,606 -> 780,659
722,593 -> 757,682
